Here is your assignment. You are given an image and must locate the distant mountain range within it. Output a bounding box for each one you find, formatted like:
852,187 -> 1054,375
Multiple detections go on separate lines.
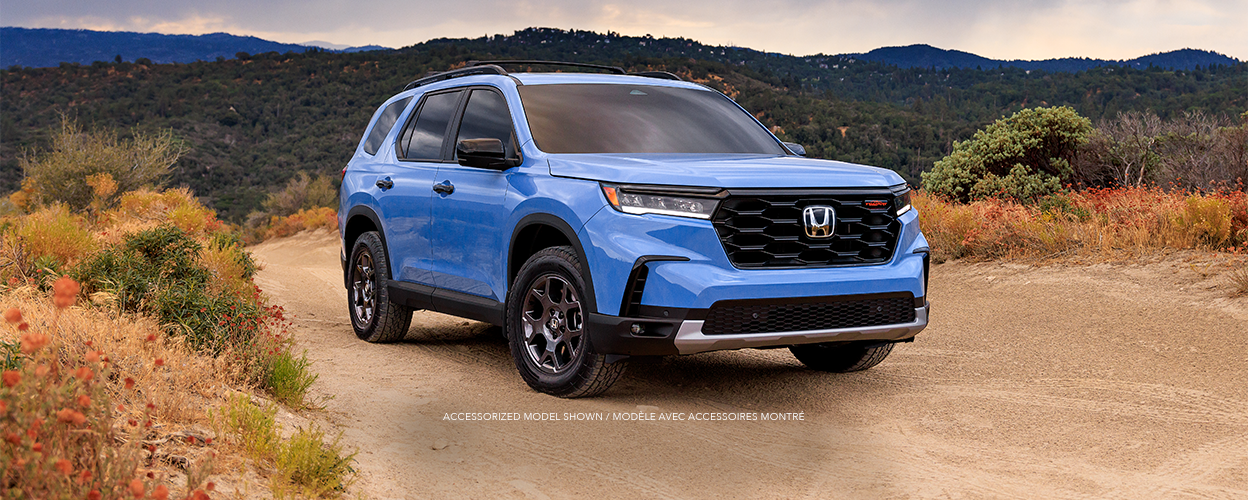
0,27 -> 391,68
0,26 -> 1240,73
851,44 -> 1239,72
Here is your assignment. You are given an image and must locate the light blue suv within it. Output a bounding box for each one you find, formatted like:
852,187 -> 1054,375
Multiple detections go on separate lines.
339,61 -> 930,397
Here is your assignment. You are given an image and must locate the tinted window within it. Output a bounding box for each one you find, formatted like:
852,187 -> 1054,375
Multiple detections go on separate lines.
454,89 -> 517,160
518,84 -> 786,154
362,97 -> 411,155
399,90 -> 462,160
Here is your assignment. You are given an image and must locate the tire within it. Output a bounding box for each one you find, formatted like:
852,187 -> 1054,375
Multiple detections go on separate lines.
789,341 -> 894,372
506,246 -> 625,398
347,231 -> 412,343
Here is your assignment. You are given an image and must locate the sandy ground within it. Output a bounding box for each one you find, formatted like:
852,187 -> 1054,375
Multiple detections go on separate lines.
250,229 -> 1248,499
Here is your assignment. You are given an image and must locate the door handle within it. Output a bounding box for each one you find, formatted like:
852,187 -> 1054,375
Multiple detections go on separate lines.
376,177 -> 394,190
433,180 -> 454,195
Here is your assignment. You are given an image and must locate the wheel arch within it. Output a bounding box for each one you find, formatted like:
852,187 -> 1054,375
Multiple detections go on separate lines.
508,213 -> 597,310
343,205 -> 386,288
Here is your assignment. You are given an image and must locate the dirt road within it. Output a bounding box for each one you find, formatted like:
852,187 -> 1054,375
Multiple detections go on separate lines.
251,230 -> 1248,499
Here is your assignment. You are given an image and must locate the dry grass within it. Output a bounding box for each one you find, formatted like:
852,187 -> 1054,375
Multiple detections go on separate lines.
915,187 -> 1248,263
2,287 -> 218,499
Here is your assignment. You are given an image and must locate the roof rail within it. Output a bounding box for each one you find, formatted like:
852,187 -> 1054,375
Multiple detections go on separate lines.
629,70 -> 682,81
467,60 -> 627,75
401,64 -> 508,91
401,60 -> 684,91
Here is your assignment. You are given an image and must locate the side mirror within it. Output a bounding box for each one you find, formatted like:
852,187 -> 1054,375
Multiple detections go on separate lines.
783,142 -> 806,156
456,138 -> 509,169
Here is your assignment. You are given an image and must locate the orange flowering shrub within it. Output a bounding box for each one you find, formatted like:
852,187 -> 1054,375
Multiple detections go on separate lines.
262,206 -> 338,241
915,187 -> 1248,262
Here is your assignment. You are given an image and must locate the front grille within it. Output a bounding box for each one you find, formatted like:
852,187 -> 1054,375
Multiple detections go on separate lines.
702,293 -> 916,336
712,190 -> 902,268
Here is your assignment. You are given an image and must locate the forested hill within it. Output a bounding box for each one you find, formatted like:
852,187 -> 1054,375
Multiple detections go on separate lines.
850,45 -> 1238,72
0,28 -> 323,68
1,27 -> 1244,221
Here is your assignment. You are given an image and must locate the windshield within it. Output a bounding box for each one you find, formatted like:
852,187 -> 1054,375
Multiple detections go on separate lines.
517,84 -> 788,154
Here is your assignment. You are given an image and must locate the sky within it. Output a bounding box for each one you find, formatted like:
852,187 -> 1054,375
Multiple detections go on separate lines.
2,0 -> 1245,60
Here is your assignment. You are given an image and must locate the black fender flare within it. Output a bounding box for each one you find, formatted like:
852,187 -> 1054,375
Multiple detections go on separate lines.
343,205 -> 387,289
508,213 -> 598,312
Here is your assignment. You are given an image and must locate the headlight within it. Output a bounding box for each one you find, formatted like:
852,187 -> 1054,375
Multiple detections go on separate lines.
601,184 -> 723,220
895,188 -> 913,216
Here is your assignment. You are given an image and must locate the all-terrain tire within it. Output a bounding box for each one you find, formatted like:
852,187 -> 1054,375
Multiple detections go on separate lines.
506,246 -> 626,398
789,342 -> 894,372
347,231 -> 412,343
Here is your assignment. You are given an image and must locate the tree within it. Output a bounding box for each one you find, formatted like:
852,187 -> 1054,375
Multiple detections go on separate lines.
921,106 -> 1092,202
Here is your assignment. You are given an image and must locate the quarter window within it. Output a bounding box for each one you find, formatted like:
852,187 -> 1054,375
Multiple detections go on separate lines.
362,97 -> 411,156
399,90 -> 462,160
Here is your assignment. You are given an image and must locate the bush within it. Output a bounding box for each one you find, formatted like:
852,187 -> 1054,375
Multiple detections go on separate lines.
73,225 -> 263,353
922,106 -> 1093,203
16,117 -> 181,212
10,203 -> 97,270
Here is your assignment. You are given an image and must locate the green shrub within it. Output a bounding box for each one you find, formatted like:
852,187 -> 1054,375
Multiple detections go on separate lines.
215,393 -> 280,461
923,106 -> 1093,203
275,426 -> 356,498
214,395 -> 356,498
264,348 -> 318,408
72,225 -> 264,352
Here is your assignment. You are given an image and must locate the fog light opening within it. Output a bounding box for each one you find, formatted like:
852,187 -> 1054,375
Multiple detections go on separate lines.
630,323 -> 646,335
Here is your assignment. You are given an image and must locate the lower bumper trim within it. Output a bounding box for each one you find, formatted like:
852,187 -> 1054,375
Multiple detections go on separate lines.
672,303 -> 928,355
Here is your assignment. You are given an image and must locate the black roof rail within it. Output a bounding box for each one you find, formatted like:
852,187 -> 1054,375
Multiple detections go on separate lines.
467,60 -> 627,75
629,70 -> 683,81
401,61 -> 683,91
401,64 -> 508,91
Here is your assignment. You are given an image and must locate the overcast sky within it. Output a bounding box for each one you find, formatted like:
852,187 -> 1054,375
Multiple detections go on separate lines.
3,0 -> 1244,60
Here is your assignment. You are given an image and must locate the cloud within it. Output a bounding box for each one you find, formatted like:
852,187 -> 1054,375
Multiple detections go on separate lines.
3,0 -> 1244,59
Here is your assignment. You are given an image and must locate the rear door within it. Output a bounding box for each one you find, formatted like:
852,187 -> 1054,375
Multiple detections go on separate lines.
378,89 -> 465,285
429,88 -> 519,300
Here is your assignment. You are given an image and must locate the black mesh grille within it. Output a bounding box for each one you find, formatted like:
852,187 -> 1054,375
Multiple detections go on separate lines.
702,293 -> 916,336
712,190 -> 902,268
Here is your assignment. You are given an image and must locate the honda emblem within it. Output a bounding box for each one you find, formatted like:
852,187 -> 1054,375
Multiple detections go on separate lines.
802,205 -> 836,238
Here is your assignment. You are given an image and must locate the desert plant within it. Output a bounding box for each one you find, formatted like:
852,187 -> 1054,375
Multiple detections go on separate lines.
16,117 -> 181,212
922,106 -> 1093,203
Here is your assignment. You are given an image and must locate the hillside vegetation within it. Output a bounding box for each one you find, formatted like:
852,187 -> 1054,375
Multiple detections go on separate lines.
2,28 -> 1244,220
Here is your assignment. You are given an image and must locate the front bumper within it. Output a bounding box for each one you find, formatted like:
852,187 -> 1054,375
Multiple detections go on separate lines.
587,301 -> 929,356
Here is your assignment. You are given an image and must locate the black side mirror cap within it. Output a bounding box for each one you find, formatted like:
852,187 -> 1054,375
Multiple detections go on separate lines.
457,138 -> 513,169
783,142 -> 806,156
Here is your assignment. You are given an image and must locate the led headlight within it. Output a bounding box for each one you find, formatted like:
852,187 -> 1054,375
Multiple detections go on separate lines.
601,184 -> 723,220
895,188 -> 913,216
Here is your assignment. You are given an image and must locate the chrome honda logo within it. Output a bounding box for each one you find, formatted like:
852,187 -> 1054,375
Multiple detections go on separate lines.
802,205 -> 836,238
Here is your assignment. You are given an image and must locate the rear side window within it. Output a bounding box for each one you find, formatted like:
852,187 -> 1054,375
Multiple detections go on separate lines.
399,90 -> 463,160
362,97 -> 411,156
454,89 -> 518,160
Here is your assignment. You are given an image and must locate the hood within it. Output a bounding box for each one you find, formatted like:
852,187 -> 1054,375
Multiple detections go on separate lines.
545,154 -> 905,189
